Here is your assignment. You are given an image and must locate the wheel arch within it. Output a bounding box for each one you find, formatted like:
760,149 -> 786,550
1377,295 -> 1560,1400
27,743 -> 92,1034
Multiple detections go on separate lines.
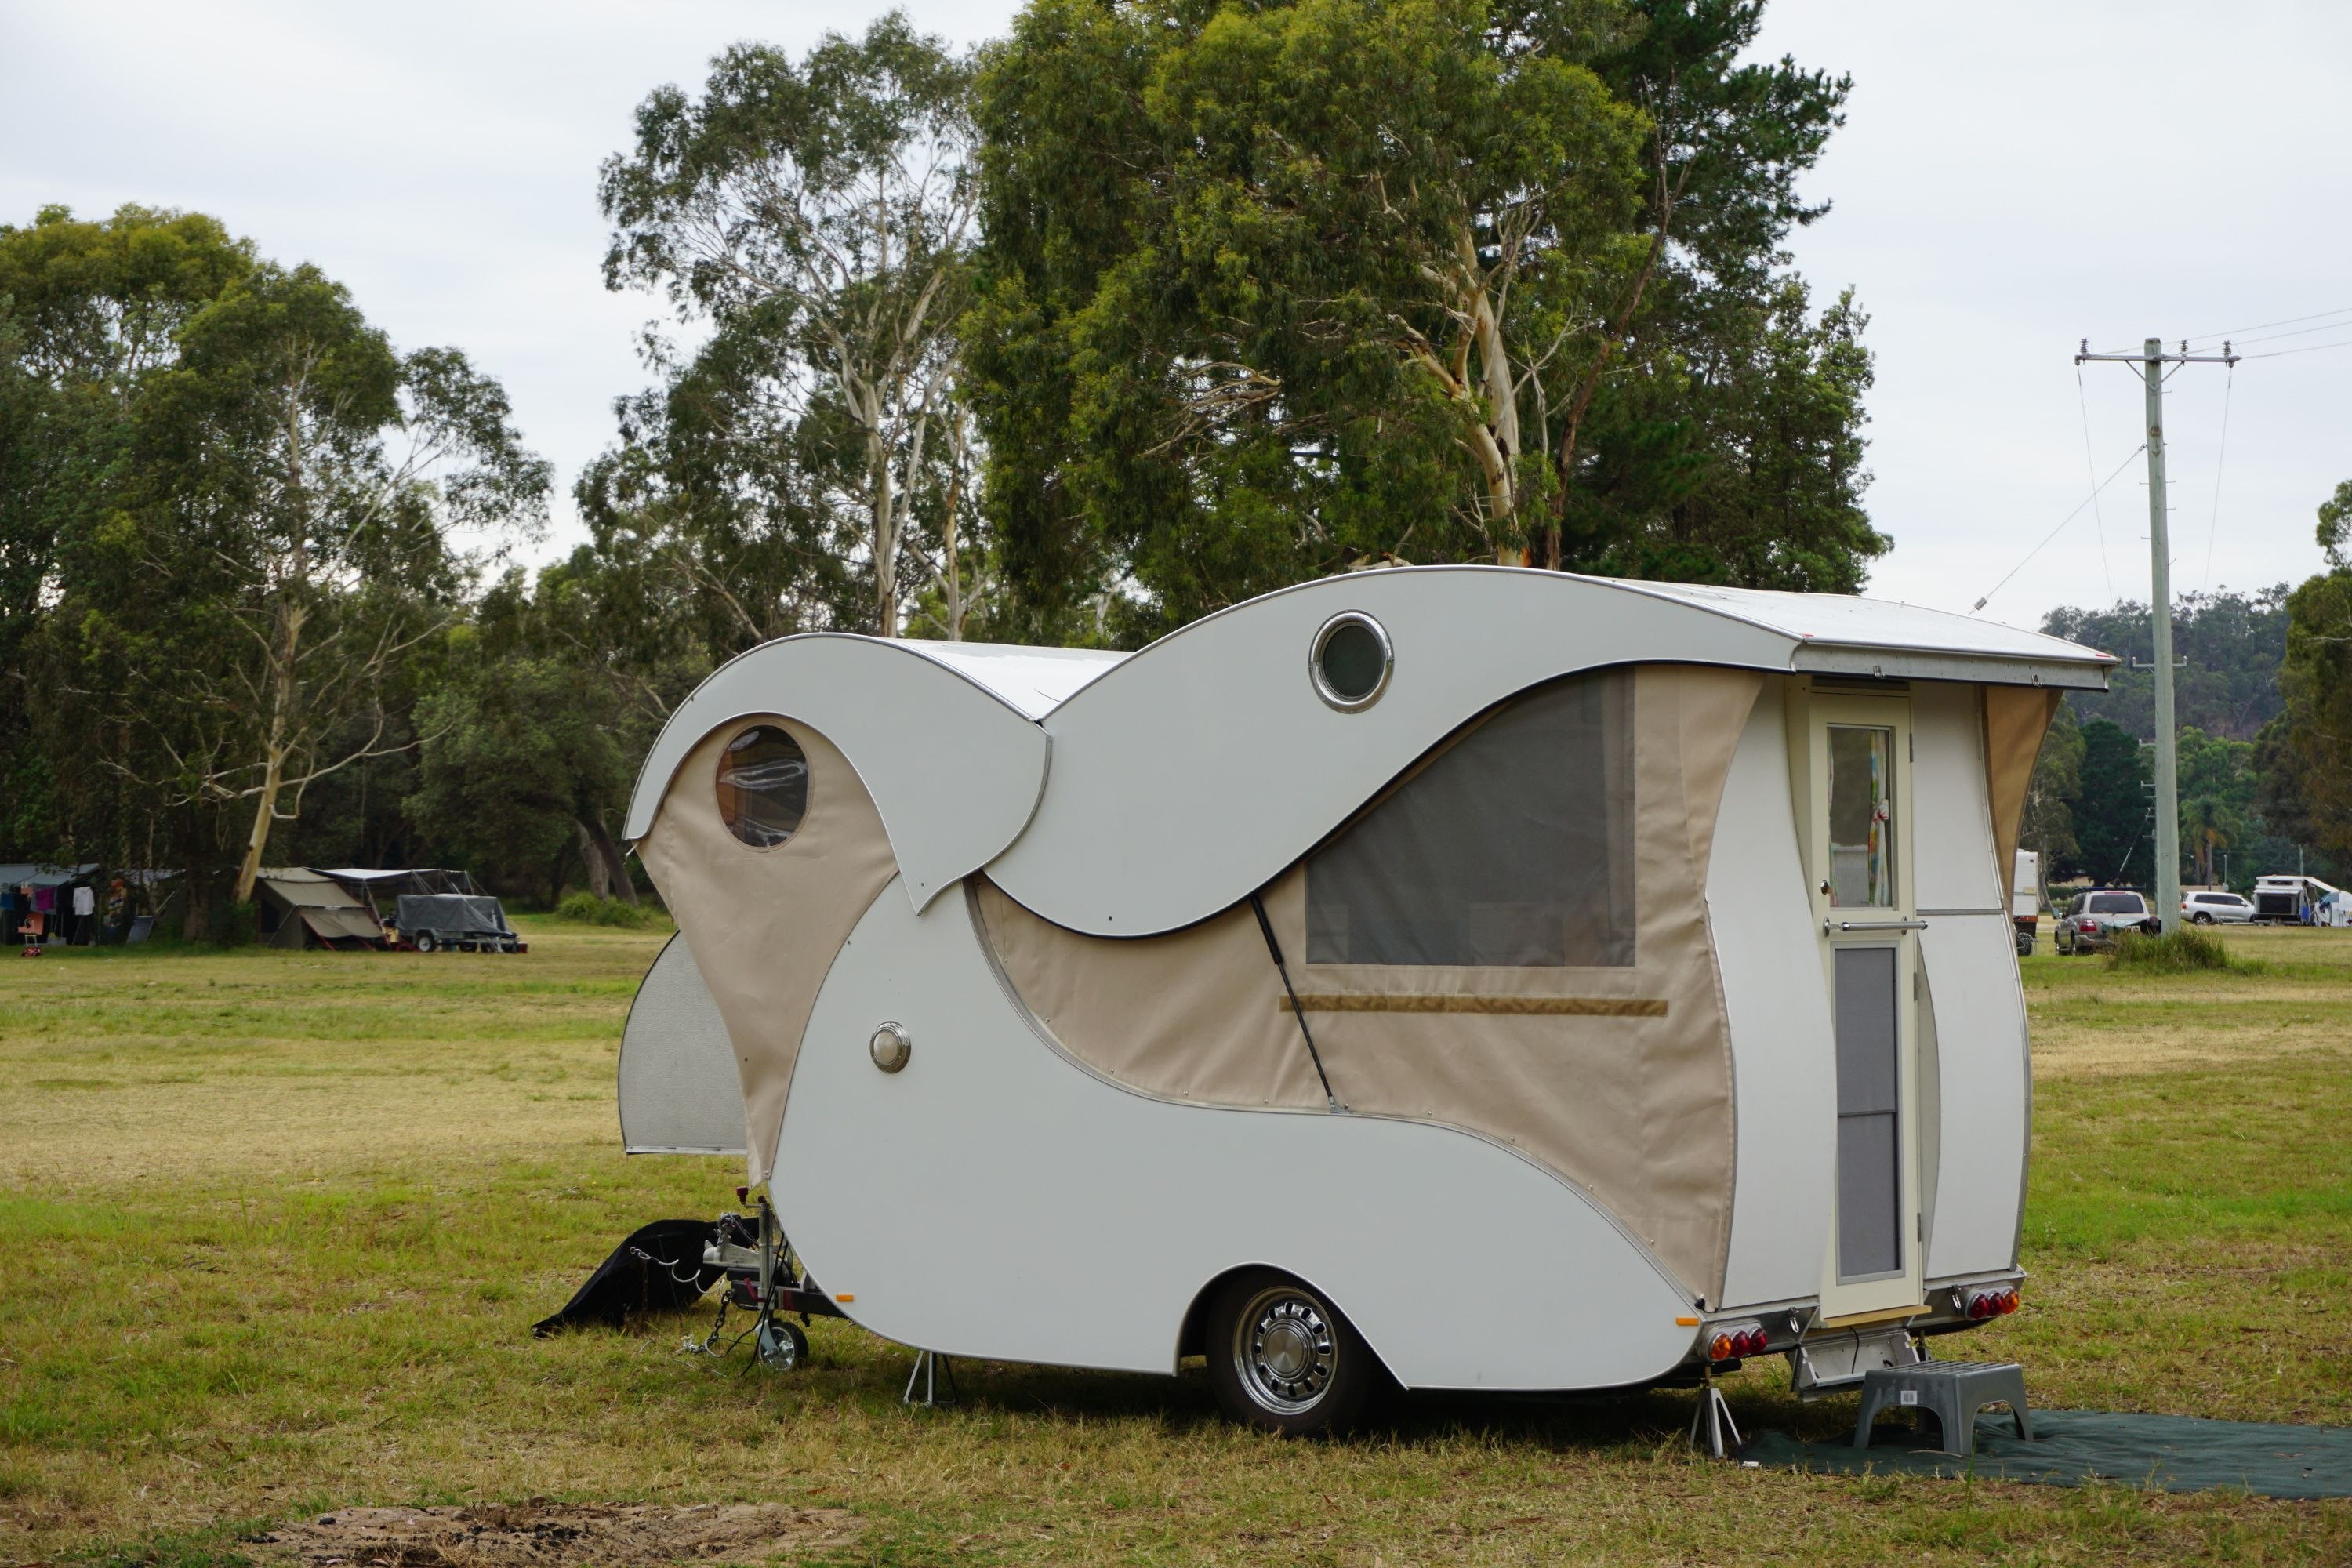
1173,1261 -> 1406,1389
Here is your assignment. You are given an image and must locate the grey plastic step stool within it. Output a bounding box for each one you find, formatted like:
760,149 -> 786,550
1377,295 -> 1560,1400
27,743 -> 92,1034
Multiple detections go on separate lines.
1853,1360 -> 2033,1455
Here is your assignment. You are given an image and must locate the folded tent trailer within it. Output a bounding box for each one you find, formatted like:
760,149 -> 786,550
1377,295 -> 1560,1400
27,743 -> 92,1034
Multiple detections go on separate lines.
615,567 -> 2113,1432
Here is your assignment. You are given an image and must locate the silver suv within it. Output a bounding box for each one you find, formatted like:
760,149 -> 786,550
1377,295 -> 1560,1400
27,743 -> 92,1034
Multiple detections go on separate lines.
2055,889 -> 2155,955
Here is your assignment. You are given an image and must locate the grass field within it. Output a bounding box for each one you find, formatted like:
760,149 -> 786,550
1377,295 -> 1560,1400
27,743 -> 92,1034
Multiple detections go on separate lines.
2,918 -> 2348,1565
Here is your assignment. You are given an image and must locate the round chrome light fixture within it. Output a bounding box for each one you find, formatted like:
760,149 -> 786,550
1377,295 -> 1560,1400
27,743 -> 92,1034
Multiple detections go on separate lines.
1309,612 -> 1392,712
869,1022 -> 912,1073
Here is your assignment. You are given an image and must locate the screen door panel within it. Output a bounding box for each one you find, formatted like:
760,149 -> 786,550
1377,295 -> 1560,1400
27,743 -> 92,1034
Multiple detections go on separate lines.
1834,946 -> 1903,1280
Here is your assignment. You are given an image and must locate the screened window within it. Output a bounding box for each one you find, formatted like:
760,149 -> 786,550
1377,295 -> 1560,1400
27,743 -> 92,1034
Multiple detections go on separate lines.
717,725 -> 808,848
1305,672 -> 1634,967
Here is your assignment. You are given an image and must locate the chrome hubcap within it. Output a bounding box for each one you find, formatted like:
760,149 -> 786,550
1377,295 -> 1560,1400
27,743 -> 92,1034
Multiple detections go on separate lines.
1232,1287 -> 1338,1414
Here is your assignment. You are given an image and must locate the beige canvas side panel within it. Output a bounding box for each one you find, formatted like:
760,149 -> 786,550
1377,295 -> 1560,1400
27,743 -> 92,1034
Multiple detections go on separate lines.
1984,686 -> 2061,904
975,663 -> 1762,1307
974,883 -> 1324,1109
636,717 -> 899,1185
1279,665 -> 1761,1305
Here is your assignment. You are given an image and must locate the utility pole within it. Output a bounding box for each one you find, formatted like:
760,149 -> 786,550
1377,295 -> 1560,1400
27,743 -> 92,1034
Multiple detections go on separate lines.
2076,336 -> 2238,932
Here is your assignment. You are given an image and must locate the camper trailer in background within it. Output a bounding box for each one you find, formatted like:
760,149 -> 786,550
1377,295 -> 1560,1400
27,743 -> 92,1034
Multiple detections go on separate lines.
613,568 -> 2114,1433
2011,850 -> 2041,954
2252,873 -> 2352,927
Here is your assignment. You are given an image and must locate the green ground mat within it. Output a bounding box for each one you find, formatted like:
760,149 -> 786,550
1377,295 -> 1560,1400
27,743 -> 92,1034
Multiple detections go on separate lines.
1740,1410 -> 2352,1499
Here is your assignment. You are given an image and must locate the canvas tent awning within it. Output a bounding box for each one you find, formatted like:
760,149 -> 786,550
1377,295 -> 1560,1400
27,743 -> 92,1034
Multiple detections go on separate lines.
0,862 -> 98,890
255,868 -> 383,949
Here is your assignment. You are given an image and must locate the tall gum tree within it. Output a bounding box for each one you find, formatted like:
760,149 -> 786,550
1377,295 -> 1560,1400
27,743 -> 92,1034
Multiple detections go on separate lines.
98,262 -> 548,904
968,0 -> 1876,641
597,15 -> 982,640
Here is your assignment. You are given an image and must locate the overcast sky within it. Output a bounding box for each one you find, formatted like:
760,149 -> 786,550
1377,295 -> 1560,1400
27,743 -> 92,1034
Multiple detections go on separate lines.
5,0 -> 2346,635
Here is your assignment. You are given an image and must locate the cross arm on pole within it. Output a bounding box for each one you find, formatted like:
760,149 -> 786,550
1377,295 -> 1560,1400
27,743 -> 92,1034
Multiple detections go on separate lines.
2076,337 -> 2239,366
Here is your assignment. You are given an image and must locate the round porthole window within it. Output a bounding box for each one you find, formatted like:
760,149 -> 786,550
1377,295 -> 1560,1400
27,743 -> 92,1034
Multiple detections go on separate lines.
1310,612 -> 1393,712
716,724 -> 808,848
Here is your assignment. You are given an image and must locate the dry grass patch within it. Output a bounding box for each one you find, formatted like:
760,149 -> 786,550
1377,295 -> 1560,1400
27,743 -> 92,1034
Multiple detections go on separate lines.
252,1502 -> 858,1566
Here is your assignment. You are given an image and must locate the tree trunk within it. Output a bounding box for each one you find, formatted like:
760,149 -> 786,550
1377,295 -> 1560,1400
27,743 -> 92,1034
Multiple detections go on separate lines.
232,744 -> 285,904
181,860 -> 209,942
574,815 -> 637,904
233,600 -> 305,903
575,819 -> 615,901
869,423 -> 900,639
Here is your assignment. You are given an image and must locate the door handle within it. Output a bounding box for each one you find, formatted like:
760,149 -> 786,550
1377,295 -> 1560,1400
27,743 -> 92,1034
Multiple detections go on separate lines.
1823,919 -> 1929,934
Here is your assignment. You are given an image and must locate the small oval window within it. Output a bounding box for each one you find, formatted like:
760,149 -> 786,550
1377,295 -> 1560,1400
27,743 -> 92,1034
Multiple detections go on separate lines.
1311,612 -> 1392,711
717,725 -> 808,848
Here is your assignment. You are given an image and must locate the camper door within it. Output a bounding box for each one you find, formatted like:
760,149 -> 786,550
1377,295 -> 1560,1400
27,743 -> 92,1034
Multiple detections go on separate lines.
1805,693 -> 1926,1322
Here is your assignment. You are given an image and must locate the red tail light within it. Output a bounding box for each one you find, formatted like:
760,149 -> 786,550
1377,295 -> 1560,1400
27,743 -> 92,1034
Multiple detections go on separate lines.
1968,1292 -> 1993,1319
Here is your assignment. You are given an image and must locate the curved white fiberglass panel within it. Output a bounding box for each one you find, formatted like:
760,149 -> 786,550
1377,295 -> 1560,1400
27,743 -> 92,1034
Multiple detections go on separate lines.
622,635 -> 1051,911
771,877 -> 1703,1392
617,933 -> 746,1156
1710,685 -> 1839,1309
1919,912 -> 2031,1279
985,568 -> 1795,935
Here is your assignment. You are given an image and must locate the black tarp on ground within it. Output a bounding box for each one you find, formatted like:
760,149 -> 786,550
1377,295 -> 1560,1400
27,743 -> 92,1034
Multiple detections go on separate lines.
1742,1410 -> 2352,1499
532,1219 -> 725,1337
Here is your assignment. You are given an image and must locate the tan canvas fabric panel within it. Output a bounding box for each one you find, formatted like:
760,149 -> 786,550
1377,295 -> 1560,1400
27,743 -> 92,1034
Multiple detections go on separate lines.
302,906 -> 383,943
1984,685 -> 2060,904
975,881 -> 1325,1109
975,663 -> 1763,1305
637,717 -> 899,1185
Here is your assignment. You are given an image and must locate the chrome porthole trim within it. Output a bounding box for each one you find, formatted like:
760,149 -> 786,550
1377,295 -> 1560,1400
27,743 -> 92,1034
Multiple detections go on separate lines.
869,1022 -> 912,1073
1308,611 -> 1393,712
1229,1284 -> 1339,1415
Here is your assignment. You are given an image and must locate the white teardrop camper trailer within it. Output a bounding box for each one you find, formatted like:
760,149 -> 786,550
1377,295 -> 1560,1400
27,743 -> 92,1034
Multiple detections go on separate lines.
615,568 -> 2113,1432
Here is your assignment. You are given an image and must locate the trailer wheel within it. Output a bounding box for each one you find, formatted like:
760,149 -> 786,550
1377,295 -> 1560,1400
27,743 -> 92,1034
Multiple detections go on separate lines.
756,1317 -> 808,1370
415,931 -> 437,954
1207,1270 -> 1379,1436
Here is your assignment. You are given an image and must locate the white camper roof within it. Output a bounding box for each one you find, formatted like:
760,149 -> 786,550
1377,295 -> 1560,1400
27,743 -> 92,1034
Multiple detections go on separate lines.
625,568 -> 2114,928
1592,577 -> 2112,687
897,641 -> 1127,720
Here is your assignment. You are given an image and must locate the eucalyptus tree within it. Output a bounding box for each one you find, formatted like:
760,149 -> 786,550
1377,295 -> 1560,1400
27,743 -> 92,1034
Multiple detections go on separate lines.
967,0 -> 1879,640
0,205 -> 253,861
597,13 -> 984,641
2259,481 -> 2352,867
90,261 -> 548,903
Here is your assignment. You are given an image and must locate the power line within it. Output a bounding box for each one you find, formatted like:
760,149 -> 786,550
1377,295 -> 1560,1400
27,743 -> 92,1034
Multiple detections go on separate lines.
2199,365 -> 2234,596
2201,318 -> 2352,350
2184,304 -> 2352,345
1968,442 -> 2146,615
2074,364 -> 2116,602
2241,336 -> 2352,360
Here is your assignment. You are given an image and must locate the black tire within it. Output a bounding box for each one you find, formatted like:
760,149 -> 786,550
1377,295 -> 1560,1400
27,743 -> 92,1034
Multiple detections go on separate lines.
414,931 -> 437,953
2191,912 -> 2213,925
1206,1269 -> 1381,1436
756,1316 -> 808,1370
